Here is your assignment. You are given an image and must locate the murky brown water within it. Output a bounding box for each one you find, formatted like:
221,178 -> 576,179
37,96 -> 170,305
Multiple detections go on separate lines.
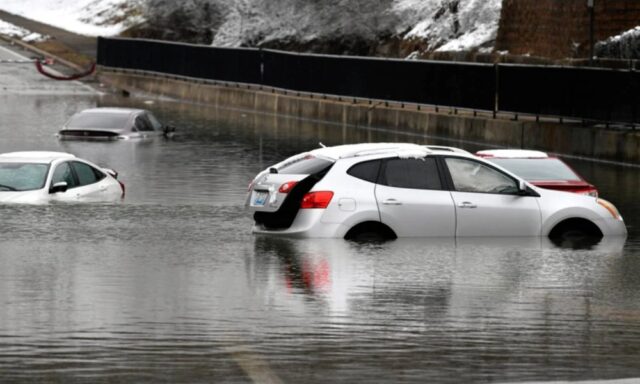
1,93 -> 640,383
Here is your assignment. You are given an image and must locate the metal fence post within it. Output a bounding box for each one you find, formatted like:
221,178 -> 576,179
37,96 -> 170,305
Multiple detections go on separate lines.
494,63 -> 499,119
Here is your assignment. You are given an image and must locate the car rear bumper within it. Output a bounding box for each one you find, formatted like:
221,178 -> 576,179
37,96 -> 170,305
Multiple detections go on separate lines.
252,210 -> 348,238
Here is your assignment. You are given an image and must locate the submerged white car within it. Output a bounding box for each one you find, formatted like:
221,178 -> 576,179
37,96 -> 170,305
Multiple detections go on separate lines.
0,152 -> 124,203
246,143 -> 626,241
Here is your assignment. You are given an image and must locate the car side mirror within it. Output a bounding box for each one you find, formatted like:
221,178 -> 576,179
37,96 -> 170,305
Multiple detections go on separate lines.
516,180 -> 539,197
50,181 -> 68,194
518,180 -> 527,192
163,125 -> 176,136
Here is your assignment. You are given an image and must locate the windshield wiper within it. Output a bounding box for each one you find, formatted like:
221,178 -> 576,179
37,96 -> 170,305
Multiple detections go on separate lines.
0,184 -> 17,191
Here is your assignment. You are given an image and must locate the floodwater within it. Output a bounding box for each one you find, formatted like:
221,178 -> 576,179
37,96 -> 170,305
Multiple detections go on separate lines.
1,91 -> 640,383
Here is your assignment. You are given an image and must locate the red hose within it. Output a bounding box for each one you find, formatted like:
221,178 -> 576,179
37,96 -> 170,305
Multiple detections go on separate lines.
35,60 -> 96,80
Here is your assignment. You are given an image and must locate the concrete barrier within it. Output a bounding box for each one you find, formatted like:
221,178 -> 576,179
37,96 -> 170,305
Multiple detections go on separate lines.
98,68 -> 640,165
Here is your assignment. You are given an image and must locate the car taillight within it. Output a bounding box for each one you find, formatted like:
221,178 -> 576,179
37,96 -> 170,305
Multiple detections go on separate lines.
580,189 -> 598,197
118,180 -> 125,197
278,181 -> 298,193
300,191 -> 333,209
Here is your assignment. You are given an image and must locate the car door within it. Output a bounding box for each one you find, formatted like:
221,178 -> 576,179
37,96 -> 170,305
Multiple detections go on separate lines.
375,157 -> 456,237
69,161 -> 112,200
443,157 -> 542,237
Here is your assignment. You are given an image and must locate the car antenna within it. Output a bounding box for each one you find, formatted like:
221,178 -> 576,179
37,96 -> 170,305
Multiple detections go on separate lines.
319,142 -> 327,148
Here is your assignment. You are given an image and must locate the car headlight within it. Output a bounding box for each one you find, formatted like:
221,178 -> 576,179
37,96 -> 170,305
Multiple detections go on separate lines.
597,198 -> 623,221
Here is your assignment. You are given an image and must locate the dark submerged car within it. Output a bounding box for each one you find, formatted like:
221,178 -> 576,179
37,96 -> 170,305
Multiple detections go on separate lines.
58,108 -> 175,140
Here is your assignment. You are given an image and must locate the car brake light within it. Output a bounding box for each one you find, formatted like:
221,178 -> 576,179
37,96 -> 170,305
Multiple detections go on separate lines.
300,191 -> 334,209
578,189 -> 598,197
118,180 -> 125,197
278,181 -> 298,193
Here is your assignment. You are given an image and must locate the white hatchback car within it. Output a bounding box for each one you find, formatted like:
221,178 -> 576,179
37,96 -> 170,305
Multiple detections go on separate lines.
246,143 -> 626,241
0,151 -> 124,203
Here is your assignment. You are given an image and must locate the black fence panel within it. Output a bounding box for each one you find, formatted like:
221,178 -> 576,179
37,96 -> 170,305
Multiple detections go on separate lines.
261,50 -> 495,110
97,37 -> 262,84
98,38 -> 640,124
499,64 -> 639,123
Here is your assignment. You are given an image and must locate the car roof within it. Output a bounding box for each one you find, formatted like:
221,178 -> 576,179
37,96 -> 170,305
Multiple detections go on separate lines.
74,107 -> 144,116
310,143 -> 471,161
476,149 -> 549,159
0,151 -> 76,164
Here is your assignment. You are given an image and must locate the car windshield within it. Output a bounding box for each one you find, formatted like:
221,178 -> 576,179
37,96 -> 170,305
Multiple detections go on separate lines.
277,155 -> 333,174
0,163 -> 49,191
488,158 -> 581,181
66,112 -> 131,130
147,112 -> 163,130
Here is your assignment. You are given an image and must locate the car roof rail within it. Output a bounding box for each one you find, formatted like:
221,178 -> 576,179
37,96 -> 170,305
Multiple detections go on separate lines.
423,145 -> 470,154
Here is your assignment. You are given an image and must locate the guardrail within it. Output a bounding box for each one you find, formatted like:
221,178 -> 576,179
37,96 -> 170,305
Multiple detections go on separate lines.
97,37 -> 639,126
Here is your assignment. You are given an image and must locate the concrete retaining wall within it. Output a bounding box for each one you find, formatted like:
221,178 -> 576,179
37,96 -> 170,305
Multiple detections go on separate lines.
98,68 -> 640,165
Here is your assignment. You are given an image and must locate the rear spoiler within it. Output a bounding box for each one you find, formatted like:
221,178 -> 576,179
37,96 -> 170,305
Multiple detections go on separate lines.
102,168 -> 119,178
58,130 -> 121,139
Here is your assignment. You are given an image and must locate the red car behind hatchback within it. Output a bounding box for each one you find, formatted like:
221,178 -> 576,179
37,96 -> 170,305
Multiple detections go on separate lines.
476,149 -> 598,197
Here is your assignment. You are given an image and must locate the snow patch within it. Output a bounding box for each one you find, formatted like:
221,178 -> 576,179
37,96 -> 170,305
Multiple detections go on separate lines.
602,26 -> 640,44
0,19 -> 49,42
402,0 -> 502,51
595,25 -> 640,59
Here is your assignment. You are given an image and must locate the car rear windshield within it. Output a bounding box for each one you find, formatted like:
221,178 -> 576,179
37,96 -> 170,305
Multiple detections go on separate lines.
0,163 -> 49,191
489,158 -> 581,181
66,112 -> 130,130
277,155 -> 333,175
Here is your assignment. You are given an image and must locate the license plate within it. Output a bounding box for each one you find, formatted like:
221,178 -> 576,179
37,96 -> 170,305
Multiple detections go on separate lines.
253,191 -> 268,206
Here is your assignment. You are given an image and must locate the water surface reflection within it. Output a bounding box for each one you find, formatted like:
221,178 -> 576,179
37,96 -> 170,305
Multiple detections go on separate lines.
1,94 -> 640,382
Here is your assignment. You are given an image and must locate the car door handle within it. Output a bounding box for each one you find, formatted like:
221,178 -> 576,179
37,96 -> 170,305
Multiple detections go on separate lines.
458,201 -> 477,208
382,199 -> 402,206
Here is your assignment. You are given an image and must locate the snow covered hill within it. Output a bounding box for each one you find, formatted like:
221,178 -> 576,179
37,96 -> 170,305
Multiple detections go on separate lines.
0,0 -> 143,36
0,0 -> 502,56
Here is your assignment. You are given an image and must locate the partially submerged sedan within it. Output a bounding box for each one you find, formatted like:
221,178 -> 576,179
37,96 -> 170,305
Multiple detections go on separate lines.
246,143 -> 626,241
0,151 -> 124,203
476,149 -> 598,197
58,108 -> 174,140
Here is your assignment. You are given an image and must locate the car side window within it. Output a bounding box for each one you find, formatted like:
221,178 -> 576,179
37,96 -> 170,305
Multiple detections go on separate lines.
51,162 -> 77,188
445,157 -> 519,194
71,162 -> 103,186
379,158 -> 442,190
347,160 -> 381,183
134,115 -> 154,131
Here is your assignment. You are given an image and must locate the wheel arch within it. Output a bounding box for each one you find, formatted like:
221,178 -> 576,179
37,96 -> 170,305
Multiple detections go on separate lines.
548,217 -> 603,238
344,221 -> 397,241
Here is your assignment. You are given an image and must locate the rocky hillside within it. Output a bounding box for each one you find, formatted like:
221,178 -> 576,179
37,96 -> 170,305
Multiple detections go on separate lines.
0,0 -> 502,57
129,0 -> 502,57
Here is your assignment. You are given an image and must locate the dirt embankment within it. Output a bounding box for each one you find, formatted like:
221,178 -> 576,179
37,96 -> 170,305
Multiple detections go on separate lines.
0,9 -> 95,67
